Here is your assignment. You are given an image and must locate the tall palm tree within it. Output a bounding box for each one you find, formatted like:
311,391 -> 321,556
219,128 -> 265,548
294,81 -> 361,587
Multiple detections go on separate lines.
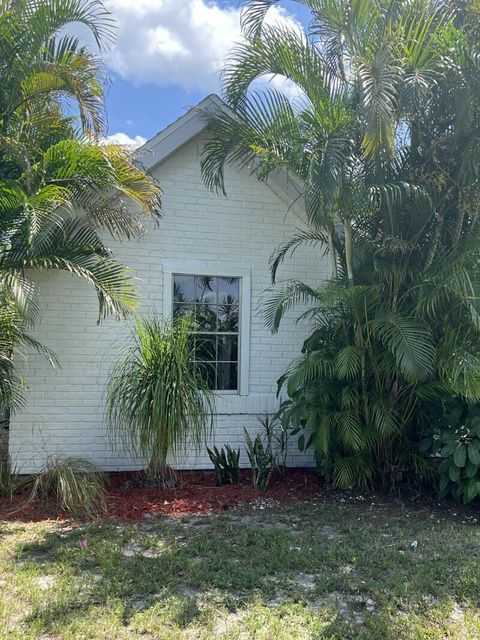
0,0 -> 114,137
201,0 -> 480,488
202,0 -> 458,279
0,0 -> 161,410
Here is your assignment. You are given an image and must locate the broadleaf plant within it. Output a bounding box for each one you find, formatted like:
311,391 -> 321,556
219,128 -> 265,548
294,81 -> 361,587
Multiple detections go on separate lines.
421,404 -> 480,504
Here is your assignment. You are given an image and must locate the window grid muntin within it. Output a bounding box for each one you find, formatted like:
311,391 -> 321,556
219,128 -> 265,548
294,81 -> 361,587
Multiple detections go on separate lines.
173,274 -> 240,392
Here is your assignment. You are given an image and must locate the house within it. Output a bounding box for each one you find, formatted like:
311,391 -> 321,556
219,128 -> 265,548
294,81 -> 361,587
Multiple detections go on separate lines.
9,95 -> 330,473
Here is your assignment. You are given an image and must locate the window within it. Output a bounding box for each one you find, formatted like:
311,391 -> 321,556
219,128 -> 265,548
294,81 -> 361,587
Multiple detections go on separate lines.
173,274 -> 240,392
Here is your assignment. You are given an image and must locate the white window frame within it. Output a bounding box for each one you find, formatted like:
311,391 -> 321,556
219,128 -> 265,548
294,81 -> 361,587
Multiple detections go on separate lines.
162,260 -> 251,396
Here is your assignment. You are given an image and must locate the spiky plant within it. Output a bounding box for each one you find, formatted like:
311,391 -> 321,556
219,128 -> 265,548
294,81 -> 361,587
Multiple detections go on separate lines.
106,316 -> 215,484
29,457 -> 107,517
0,458 -> 30,498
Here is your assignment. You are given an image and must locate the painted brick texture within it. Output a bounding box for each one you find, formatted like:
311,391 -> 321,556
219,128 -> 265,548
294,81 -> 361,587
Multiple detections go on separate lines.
9,136 -> 330,472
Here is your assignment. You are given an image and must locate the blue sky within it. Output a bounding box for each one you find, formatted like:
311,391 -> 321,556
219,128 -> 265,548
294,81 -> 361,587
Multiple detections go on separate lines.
99,0 -> 309,146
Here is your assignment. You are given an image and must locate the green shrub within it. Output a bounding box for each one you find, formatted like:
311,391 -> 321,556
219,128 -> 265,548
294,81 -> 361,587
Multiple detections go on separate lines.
262,413 -> 290,474
244,429 -> 275,491
244,416 -> 277,491
0,459 -> 29,497
207,444 -> 240,485
106,316 -> 215,485
244,414 -> 291,490
29,457 -> 107,517
421,404 -> 480,504
201,0 -> 480,495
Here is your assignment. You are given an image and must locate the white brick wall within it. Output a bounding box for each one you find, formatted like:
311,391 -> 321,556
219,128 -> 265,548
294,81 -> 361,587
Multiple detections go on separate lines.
9,136 -> 330,472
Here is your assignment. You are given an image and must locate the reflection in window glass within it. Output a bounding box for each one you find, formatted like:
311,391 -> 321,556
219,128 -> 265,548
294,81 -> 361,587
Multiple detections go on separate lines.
195,304 -> 217,332
217,362 -> 238,391
173,275 -> 195,302
218,277 -> 239,304
195,276 -> 216,303
217,335 -> 238,362
218,304 -> 239,332
173,274 -> 240,392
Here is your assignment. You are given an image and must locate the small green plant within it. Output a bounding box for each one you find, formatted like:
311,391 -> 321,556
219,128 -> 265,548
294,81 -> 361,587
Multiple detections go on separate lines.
421,404 -> 480,504
266,413 -> 291,475
244,428 -> 275,491
207,444 -> 240,485
0,459 -> 29,497
28,457 -> 107,517
244,413 -> 290,490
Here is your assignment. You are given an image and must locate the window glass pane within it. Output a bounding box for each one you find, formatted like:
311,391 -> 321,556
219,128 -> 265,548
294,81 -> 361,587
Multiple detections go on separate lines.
218,335 -> 238,362
196,362 -> 216,390
217,362 -> 238,391
218,277 -> 239,304
218,304 -> 239,332
195,276 -> 217,303
195,304 -> 217,331
173,302 -> 194,320
194,334 -> 216,361
173,273 -> 240,392
173,275 -> 195,302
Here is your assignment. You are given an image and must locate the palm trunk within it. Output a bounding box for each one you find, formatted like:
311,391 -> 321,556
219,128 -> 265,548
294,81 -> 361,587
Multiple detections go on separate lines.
344,218 -> 354,283
425,209 -> 445,270
327,227 -> 338,278
147,449 -> 177,487
452,203 -> 464,250
410,119 -> 420,154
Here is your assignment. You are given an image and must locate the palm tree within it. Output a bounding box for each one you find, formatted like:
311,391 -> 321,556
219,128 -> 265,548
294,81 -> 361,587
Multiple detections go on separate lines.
0,0 -> 161,410
202,0 -> 459,280
201,0 -> 480,488
0,0 -> 114,137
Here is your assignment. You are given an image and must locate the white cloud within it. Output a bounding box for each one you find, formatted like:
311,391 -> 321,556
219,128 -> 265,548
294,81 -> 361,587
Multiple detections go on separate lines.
254,74 -> 306,103
103,0 -> 303,92
103,132 -> 147,148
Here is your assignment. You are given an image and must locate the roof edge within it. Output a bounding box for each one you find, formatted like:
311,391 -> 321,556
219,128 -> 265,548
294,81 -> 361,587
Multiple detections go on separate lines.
135,93 -> 307,224
134,94 -> 227,171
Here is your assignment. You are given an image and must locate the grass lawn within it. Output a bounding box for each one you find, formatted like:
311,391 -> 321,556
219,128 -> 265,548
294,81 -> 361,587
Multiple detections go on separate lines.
1,495 -> 479,639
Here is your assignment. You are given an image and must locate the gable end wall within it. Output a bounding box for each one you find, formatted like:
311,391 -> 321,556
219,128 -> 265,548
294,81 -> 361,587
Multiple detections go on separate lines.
9,137 -> 329,472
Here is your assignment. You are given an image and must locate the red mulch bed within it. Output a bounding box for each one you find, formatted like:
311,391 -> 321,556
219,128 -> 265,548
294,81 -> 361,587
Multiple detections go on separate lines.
0,469 -> 322,523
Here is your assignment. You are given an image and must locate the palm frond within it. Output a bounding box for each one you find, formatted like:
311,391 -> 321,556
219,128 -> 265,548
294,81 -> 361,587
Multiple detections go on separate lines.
223,25 -> 332,109
370,400 -> 400,437
269,228 -> 328,284
23,0 -> 116,52
336,409 -> 365,451
359,42 -> 400,157
284,351 -> 334,397
201,89 -> 303,194
369,313 -> 435,382
3,217 -> 138,320
241,0 -> 281,39
263,279 -> 322,332
334,345 -> 363,380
